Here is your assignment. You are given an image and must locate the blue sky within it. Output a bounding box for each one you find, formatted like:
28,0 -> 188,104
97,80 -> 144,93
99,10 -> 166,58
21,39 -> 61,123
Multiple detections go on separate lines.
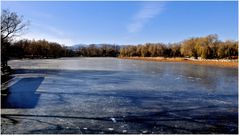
1,1 -> 238,46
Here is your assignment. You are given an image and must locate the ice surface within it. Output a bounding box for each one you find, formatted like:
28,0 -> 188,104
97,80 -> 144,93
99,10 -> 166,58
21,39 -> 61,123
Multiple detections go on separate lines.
1,58 -> 238,134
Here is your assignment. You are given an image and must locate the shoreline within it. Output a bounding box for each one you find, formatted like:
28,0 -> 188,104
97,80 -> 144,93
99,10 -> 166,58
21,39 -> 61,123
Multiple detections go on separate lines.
119,57 -> 238,68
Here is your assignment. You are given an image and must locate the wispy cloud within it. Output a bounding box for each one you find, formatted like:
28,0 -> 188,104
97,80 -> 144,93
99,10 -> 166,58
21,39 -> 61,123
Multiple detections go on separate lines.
30,11 -> 55,20
19,12 -> 68,44
127,2 -> 165,33
16,31 -> 76,46
16,22 -> 76,46
30,22 -> 64,36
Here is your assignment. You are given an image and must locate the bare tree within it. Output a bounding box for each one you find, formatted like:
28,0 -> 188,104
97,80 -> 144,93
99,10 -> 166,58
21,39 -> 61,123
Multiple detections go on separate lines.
1,9 -> 28,41
1,9 -> 28,70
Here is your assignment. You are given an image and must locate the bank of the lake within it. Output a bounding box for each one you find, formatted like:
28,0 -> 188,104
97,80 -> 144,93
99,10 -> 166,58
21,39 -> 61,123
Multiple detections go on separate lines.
119,57 -> 238,68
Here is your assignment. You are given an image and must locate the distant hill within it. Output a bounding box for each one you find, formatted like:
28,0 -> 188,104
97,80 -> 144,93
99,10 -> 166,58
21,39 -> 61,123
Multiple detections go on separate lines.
69,44 -> 88,50
70,43 -> 122,50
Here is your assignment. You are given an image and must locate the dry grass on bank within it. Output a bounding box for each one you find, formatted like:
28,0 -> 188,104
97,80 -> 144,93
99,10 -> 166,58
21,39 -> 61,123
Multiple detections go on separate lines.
119,57 -> 238,68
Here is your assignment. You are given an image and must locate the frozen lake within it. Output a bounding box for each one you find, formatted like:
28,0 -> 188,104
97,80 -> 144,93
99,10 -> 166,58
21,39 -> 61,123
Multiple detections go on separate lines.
1,57 -> 238,133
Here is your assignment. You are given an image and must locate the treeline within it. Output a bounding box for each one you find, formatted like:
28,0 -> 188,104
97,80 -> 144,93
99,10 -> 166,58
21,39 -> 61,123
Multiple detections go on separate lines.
120,35 -> 238,59
9,39 -> 75,58
8,34 -> 238,60
77,44 -> 120,57
9,40 -> 120,59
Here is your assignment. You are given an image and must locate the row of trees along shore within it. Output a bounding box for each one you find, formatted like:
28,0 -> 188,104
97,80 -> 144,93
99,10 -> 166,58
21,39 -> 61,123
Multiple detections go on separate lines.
10,39 -> 75,58
7,34 -> 239,60
77,44 -> 120,57
119,34 -> 238,59
9,40 -> 120,58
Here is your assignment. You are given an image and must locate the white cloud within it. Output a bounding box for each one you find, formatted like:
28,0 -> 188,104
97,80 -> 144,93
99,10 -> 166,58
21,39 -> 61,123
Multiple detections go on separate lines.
30,22 -> 64,36
127,2 -> 165,33
16,31 -> 76,46
15,22 -> 77,46
30,11 -> 55,20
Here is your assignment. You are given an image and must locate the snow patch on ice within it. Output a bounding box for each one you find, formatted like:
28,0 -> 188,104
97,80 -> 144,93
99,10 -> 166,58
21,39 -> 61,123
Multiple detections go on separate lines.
110,118 -> 117,123
108,128 -> 114,131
